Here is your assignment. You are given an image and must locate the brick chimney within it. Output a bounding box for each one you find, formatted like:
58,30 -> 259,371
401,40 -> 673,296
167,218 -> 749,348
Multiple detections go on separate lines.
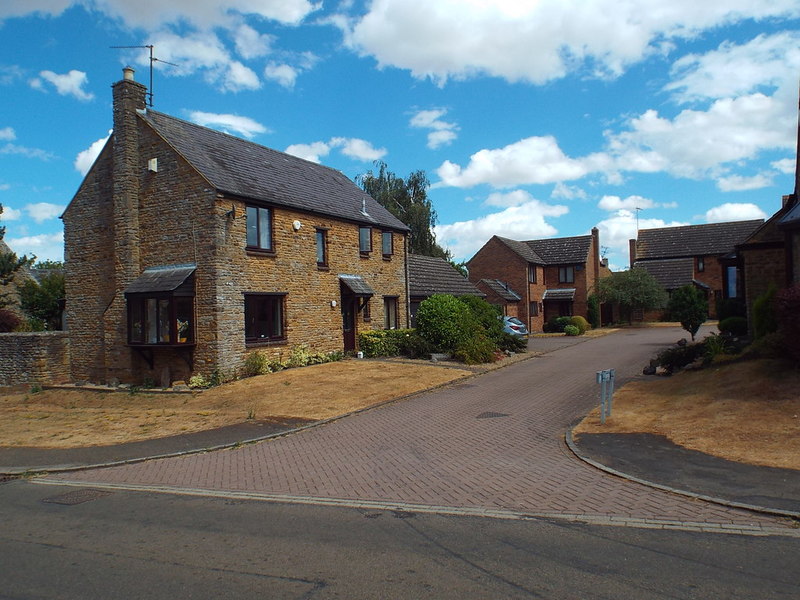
111,66 -> 147,287
629,238 -> 637,268
591,227 -> 600,282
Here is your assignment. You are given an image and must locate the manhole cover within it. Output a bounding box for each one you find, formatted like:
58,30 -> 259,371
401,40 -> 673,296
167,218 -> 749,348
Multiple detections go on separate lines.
476,411 -> 510,419
42,488 -> 113,506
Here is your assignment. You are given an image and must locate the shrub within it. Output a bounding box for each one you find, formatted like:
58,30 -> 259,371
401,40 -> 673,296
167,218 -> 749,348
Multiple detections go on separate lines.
666,285 -> 707,341
453,332 -> 497,365
415,294 -> 479,352
744,331 -> 785,359
655,342 -> 706,374
718,316 -> 748,337
243,350 -> 272,377
497,331 -> 527,353
752,284 -> 778,340
459,295 -> 504,340
544,316 -> 572,333
563,324 -> 580,336
358,329 -> 403,358
188,374 -> 211,389
397,330 -> 435,359
587,294 -> 601,329
569,315 -> 590,334
702,333 -> 731,364
0,308 -> 21,332
776,283 -> 800,363
716,297 -> 746,321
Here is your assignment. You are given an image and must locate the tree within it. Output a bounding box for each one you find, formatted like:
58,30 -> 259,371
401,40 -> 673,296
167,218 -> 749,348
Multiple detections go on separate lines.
667,285 -> 707,341
595,267 -> 667,323
357,161 -> 450,258
19,262 -> 65,330
0,203 -> 35,309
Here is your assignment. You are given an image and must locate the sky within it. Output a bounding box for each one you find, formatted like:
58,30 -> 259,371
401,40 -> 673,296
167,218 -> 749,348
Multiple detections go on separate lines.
1,1 -> 800,270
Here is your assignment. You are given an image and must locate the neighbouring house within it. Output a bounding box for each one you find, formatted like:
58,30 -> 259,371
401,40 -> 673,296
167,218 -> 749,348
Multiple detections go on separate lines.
737,194 -> 800,332
467,228 -> 608,332
407,254 -> 483,326
61,67 -> 410,386
474,279 -> 523,318
630,220 -> 763,320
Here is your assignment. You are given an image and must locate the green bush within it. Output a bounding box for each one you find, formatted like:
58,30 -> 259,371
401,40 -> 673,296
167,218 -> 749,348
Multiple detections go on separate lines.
453,332 -> 497,364
587,294 -> 601,329
563,324 -> 580,336
666,285 -> 707,341
397,330 -> 435,358
243,350 -> 272,376
415,294 -> 479,352
497,331 -> 527,353
459,295 -> 504,339
752,284 -> 778,340
744,331 -> 785,359
655,342 -> 706,374
569,315 -> 590,334
718,316 -> 748,337
544,316 -> 572,333
358,329 -> 415,358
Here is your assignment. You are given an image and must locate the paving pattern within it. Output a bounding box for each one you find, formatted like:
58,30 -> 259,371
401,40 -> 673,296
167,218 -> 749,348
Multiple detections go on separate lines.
39,328 -> 797,534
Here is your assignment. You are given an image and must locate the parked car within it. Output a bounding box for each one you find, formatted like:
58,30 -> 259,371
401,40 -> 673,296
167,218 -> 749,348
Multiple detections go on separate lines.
502,316 -> 529,337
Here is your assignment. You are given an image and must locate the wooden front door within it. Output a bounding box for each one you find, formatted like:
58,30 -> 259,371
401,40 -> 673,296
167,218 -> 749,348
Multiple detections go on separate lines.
341,293 -> 357,352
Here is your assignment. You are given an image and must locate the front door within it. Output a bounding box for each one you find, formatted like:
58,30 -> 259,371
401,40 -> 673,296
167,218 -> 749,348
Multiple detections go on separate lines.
341,293 -> 356,352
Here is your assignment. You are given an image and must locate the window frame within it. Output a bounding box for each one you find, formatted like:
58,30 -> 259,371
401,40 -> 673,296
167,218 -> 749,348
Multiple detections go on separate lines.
558,266 -> 575,284
244,292 -> 286,344
359,226 -> 372,255
696,256 -> 705,273
246,205 -> 274,253
127,293 -> 195,346
528,264 -> 537,284
316,228 -> 328,268
381,231 -> 393,258
529,301 -> 539,317
383,296 -> 399,330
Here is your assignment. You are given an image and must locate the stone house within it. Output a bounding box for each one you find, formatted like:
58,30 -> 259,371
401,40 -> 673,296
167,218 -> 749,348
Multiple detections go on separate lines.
467,228 -> 607,332
630,220 -> 763,320
61,67 -> 409,386
407,254 -> 483,326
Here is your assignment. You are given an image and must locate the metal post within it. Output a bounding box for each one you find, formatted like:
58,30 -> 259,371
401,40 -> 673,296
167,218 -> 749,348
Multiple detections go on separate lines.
596,369 -> 614,424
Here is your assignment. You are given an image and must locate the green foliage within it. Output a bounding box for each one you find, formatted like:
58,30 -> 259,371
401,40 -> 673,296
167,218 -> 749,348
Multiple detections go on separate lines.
453,332 -> 497,365
718,316 -> 748,337
702,333 -> 731,363
357,161 -> 449,258
569,315 -> 590,334
563,324 -> 580,336
587,294 -> 601,329
0,308 -> 21,332
752,284 -> 778,340
497,331 -> 527,353
415,294 -> 478,352
243,350 -> 272,376
666,285 -> 707,341
459,295 -> 504,339
543,316 -> 572,333
655,342 -> 707,374
595,267 -> 668,323
358,329 -> 415,358
188,374 -> 211,389
775,283 -> 800,363
744,331 -> 785,359
18,269 -> 65,330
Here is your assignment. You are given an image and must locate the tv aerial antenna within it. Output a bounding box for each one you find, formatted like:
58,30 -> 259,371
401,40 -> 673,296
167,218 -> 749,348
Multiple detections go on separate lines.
110,45 -> 178,107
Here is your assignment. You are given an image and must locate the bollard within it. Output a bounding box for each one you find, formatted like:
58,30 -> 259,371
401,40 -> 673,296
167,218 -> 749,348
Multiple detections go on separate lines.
596,368 -> 615,424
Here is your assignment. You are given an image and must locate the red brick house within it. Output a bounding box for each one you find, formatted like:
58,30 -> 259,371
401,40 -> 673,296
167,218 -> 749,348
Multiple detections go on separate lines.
630,220 -> 763,320
407,254 -> 483,326
474,279 -> 523,318
467,228 -> 607,332
61,68 -> 409,386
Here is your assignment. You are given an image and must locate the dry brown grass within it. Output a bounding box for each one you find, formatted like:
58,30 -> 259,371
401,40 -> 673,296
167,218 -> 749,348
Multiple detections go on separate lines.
574,358 -> 800,470
0,359 -> 471,448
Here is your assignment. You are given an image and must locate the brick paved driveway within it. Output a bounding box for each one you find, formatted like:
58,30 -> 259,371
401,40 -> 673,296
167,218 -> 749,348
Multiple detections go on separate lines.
40,327 -> 796,534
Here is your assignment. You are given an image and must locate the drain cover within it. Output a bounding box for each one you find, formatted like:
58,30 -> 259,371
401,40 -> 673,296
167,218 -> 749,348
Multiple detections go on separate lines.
42,488 -> 112,506
476,411 -> 510,419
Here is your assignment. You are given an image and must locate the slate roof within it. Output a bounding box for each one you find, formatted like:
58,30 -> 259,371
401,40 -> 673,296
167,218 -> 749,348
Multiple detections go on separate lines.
141,110 -> 409,232
634,258 -> 694,290
493,234 -> 591,265
124,265 -> 196,295
339,274 -> 375,297
478,279 -> 521,302
779,200 -> 800,228
543,288 -> 576,300
635,220 -> 763,260
408,254 -> 483,298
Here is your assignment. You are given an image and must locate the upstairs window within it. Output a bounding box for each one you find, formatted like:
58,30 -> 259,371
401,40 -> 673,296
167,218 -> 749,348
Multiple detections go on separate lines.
246,206 -> 273,251
316,228 -> 328,267
528,264 -> 537,283
245,293 -> 285,343
559,266 -> 575,284
359,226 -> 372,254
382,231 -> 393,257
696,256 -> 705,273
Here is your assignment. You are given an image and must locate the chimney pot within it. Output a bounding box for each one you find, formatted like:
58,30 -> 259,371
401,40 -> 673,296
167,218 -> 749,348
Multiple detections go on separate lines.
123,66 -> 135,81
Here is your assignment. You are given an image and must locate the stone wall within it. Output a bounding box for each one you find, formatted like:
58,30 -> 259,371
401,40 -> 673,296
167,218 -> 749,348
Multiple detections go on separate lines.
0,332 -> 70,386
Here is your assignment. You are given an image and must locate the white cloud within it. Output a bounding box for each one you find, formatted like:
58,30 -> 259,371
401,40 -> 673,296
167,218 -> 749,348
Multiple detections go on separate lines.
666,32 -> 800,103
705,203 -> 767,223
716,173 -> 773,192
223,61 -> 260,92
436,198 -> 569,261
0,143 -> 53,160
0,127 -> 15,141
74,130 -> 111,176
484,189 -> 536,208
437,136 -> 588,188
597,195 -> 656,212
410,108 -> 459,149
264,62 -> 300,88
234,23 -> 273,59
341,0 -> 800,85
0,183 -> 10,192
5,231 -> 64,263
551,182 -> 587,200
25,202 -> 65,223
596,210 -> 687,268
0,0 -> 71,20
329,137 -> 386,161
771,158 -> 795,175
188,111 -> 268,139
32,69 -> 94,101
0,205 -> 22,219
284,141 -> 331,163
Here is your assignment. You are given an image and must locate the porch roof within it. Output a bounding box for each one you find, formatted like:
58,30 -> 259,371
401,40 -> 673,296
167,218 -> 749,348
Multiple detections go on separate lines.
339,274 -> 375,297
124,265 -> 196,295
543,288 -> 576,301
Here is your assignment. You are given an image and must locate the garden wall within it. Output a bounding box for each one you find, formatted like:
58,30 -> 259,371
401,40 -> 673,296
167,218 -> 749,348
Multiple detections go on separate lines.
0,332 -> 70,386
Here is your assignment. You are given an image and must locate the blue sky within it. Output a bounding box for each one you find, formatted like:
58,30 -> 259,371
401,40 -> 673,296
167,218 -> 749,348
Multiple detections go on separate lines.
1,1 -> 800,270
